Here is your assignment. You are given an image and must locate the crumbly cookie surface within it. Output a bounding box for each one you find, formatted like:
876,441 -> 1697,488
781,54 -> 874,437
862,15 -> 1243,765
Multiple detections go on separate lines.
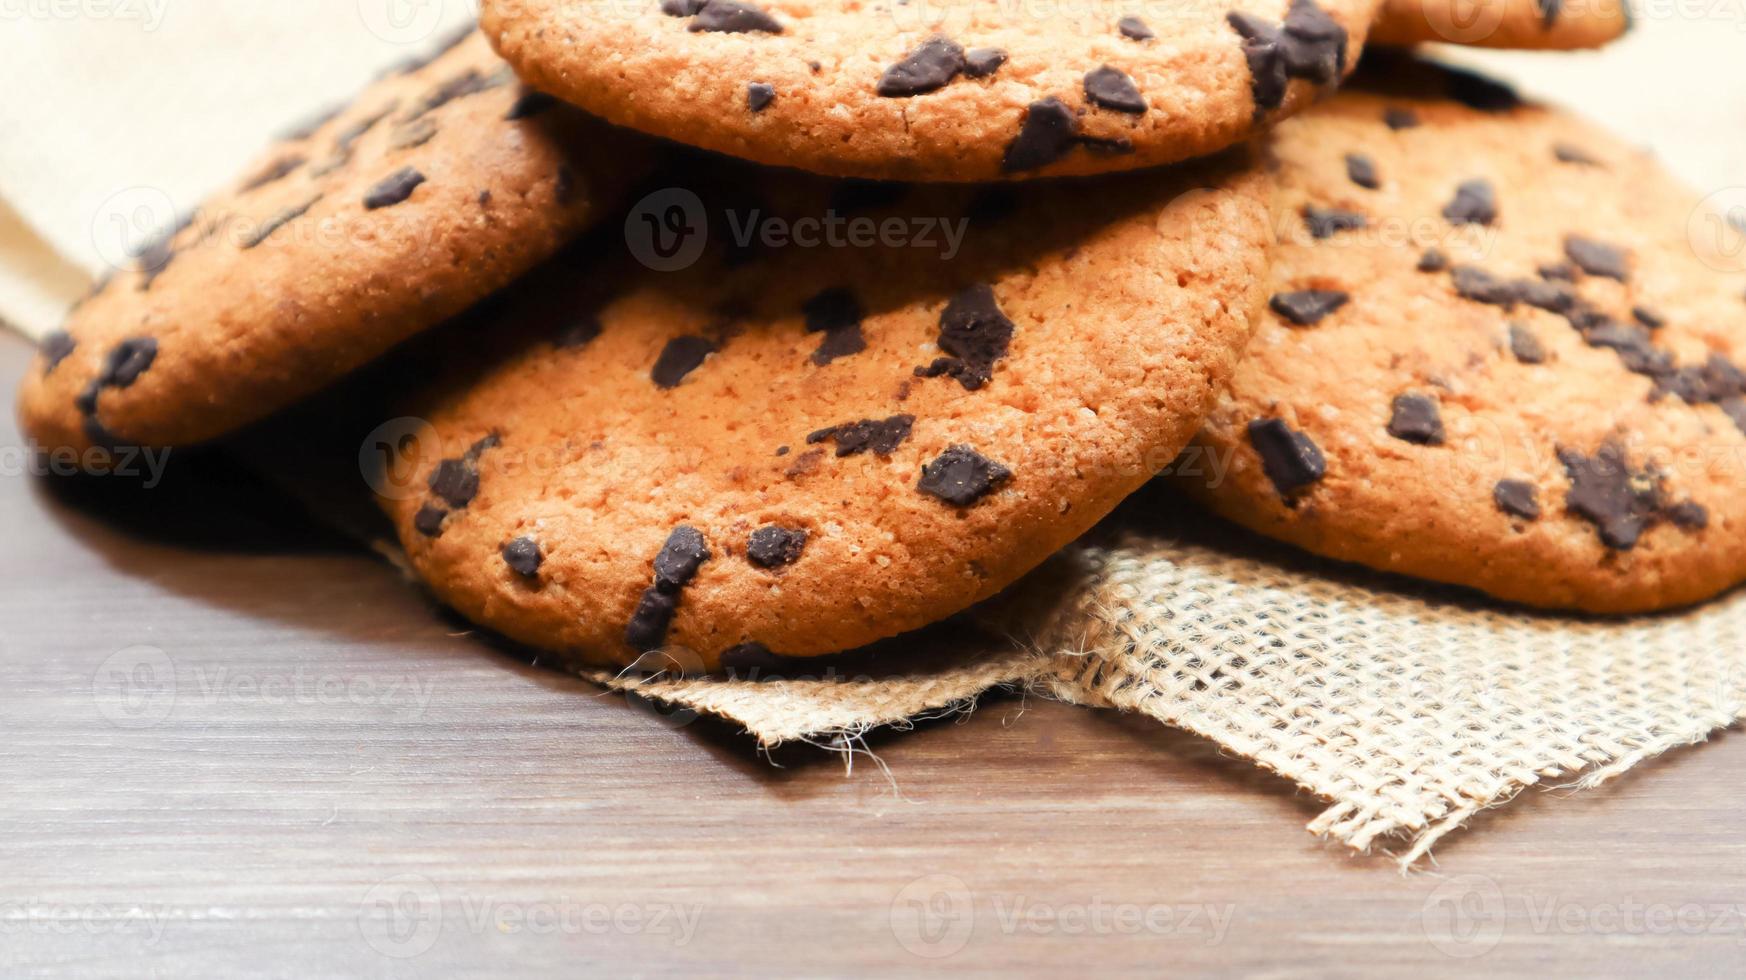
1370,0 -> 1629,50
1184,58 -> 1746,614
381,150 -> 1272,670
480,0 -> 1376,181
19,31 -> 645,453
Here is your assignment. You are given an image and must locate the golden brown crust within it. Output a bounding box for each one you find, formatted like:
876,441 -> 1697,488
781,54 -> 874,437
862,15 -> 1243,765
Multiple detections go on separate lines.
381,152 -> 1273,670
480,0 -> 1377,181
1183,61 -> 1746,614
18,32 -> 647,453
1370,0 -> 1630,50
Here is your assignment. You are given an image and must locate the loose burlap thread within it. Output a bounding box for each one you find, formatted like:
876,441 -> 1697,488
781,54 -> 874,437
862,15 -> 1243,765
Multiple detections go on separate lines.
596,507 -> 1746,867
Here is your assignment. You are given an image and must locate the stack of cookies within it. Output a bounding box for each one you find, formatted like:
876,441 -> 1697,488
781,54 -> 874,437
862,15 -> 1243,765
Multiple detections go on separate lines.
21,1 -> 1744,677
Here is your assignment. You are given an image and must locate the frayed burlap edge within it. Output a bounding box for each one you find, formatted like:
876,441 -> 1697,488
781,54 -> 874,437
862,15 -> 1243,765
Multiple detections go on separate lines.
580,520 -> 1746,868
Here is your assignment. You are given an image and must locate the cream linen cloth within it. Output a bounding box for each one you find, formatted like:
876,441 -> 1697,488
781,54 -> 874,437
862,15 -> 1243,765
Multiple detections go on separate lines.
0,0 -> 477,336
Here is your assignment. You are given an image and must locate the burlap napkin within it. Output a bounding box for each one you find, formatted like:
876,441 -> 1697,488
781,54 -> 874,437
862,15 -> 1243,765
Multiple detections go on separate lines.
6,13 -> 1745,865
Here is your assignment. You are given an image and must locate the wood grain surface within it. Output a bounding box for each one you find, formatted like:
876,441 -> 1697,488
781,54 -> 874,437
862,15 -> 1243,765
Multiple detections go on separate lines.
4,331 -> 1745,978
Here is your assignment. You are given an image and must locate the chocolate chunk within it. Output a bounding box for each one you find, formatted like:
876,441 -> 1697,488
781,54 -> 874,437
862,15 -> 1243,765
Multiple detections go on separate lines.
1508,323 -> 1547,364
914,283 -> 1015,390
1417,249 -> 1449,273
428,459 -> 480,509
1384,107 -> 1420,130
653,526 -> 711,592
1084,66 -> 1146,113
807,415 -> 915,457
1559,444 -> 1664,551
1451,266 -> 1521,307
652,335 -> 717,388
747,82 -> 776,112
720,643 -> 785,672
661,0 -> 707,14
1518,280 -> 1573,315
1345,153 -> 1380,189
917,445 -> 1012,507
746,526 -> 808,568
364,167 -> 426,209
1444,66 -> 1521,112
1534,0 -> 1562,27
403,67 -> 510,122
1387,393 -> 1445,445
1493,479 -> 1541,521
1582,321 -> 1666,377
878,36 -> 966,97
689,0 -> 783,33
1565,235 -> 1630,281
502,536 -> 543,578
39,331 -> 75,375
785,448 -> 825,478
963,48 -> 1008,78
1724,397 -> 1746,437
1553,141 -> 1599,166
506,90 -> 559,120
426,434 -> 499,510
625,588 -> 680,652
1539,262 -> 1576,281
803,288 -> 866,366
1226,12 -> 1287,112
1247,418 -> 1325,496
1002,98 -> 1078,173
1118,15 -> 1155,40
74,380 -> 101,415
241,154 -> 305,192
1632,306 -> 1665,329
414,504 -> 448,538
1304,205 -> 1366,239
1270,289 -> 1349,326
240,194 -> 321,250
100,338 -> 158,389
1076,135 -> 1134,156
557,314 -> 603,349
1667,501 -> 1709,530
1442,179 -> 1497,226
1279,0 -> 1348,84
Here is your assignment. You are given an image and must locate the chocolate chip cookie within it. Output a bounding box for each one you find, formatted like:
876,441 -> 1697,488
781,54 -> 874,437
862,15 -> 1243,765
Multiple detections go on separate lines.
479,0 -> 1376,181
381,148 -> 1272,670
19,30 -> 648,455
1181,57 -> 1746,614
1371,0 -> 1630,50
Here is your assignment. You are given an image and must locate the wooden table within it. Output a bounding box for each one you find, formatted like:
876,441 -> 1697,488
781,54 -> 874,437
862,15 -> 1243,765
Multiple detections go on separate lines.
2,329 -> 1743,977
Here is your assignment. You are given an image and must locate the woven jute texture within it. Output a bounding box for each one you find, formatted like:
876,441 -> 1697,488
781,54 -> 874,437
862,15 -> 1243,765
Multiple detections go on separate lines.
594,500 -> 1746,866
